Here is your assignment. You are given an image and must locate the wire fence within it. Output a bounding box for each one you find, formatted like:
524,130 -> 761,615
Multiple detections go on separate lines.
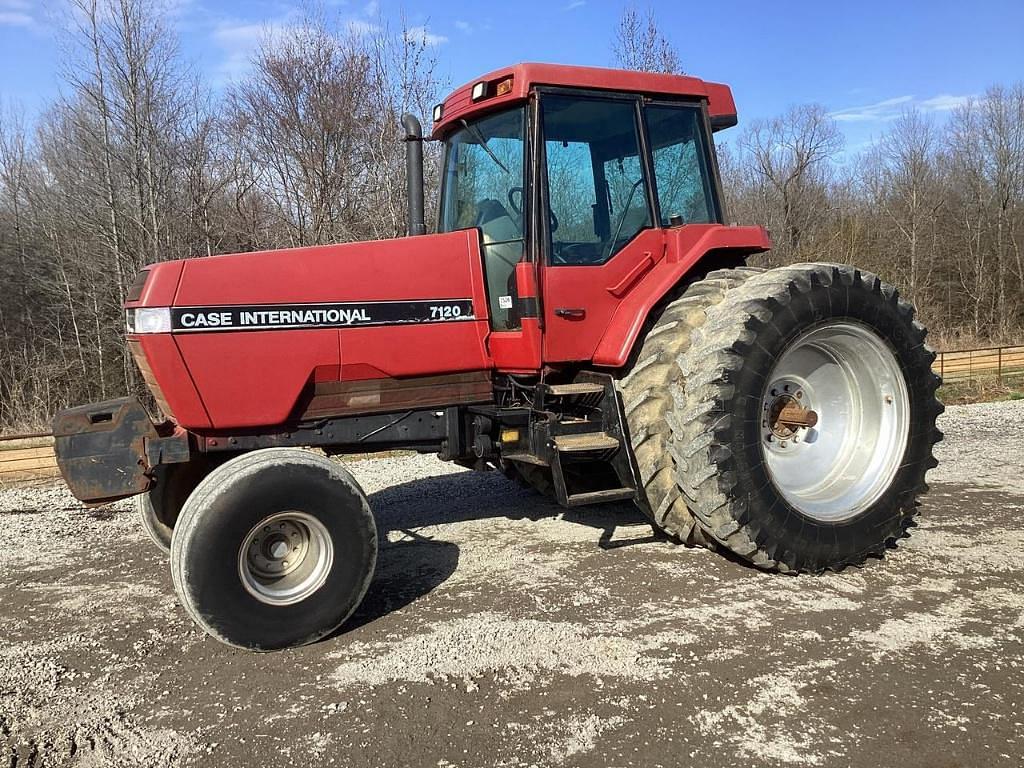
933,345 -> 1024,385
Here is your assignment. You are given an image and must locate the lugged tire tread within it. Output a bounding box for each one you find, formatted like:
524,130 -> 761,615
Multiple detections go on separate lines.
672,262 -> 943,574
616,267 -> 764,544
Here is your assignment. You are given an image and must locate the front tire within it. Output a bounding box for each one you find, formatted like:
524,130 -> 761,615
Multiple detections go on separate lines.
674,263 -> 942,573
170,448 -> 377,650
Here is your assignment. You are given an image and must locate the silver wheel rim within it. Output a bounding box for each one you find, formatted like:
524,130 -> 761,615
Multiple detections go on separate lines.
238,511 -> 333,606
760,321 -> 910,522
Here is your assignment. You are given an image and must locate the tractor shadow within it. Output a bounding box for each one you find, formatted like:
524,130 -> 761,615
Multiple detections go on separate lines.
342,468 -> 661,632
366,467 -> 656,544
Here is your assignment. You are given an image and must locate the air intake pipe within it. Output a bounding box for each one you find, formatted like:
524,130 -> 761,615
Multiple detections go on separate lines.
401,113 -> 427,237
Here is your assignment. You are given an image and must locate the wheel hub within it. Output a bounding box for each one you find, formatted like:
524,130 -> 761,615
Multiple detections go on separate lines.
238,511 -> 333,606
246,519 -> 308,578
763,381 -> 819,448
765,388 -> 818,442
759,321 -> 910,522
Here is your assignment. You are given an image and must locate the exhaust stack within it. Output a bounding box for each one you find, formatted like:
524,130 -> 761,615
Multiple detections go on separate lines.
401,114 -> 427,237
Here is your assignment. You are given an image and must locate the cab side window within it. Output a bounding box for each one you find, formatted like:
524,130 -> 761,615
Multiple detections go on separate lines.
645,104 -> 719,226
541,95 -> 652,265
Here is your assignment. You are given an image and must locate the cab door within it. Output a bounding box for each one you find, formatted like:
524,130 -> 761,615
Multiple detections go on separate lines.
537,91 -> 662,363
438,103 -> 542,373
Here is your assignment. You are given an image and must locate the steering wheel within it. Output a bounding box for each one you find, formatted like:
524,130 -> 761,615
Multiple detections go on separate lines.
507,187 -> 523,217
505,187 -> 559,234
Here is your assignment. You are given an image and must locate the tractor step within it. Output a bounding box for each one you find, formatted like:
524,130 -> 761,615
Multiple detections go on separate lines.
501,452 -> 548,466
543,382 -> 606,397
565,487 -> 636,506
553,432 -> 619,452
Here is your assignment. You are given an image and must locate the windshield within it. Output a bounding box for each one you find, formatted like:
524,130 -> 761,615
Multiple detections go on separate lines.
440,107 -> 526,330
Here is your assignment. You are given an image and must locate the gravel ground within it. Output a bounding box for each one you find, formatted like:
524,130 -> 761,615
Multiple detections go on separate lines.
2,400 -> 1024,768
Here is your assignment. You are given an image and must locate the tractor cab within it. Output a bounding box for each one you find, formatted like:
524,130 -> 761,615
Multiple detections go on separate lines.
421,63 -> 740,368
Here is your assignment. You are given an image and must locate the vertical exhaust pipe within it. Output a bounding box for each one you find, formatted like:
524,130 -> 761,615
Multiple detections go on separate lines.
401,113 -> 427,237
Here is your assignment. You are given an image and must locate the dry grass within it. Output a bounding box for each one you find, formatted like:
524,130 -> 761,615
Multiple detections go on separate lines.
937,375 -> 1024,405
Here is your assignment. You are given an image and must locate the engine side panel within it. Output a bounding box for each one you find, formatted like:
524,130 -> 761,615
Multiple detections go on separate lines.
158,231 -> 493,430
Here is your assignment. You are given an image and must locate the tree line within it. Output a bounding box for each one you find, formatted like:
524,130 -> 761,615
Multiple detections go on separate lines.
0,1 -> 1022,429
0,1 -> 441,428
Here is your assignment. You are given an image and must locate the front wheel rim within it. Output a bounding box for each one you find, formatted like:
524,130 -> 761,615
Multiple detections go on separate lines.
760,321 -> 910,522
238,511 -> 334,606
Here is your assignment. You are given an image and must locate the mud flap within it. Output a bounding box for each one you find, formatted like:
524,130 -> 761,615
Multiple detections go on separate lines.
52,397 -> 188,504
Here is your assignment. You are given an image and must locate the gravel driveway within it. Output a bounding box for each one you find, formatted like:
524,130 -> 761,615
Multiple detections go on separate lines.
2,400 -> 1023,767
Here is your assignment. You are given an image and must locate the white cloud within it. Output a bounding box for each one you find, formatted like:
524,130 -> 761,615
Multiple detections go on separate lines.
406,24 -> 447,46
362,0 -> 379,16
345,18 -> 381,36
210,19 -> 290,82
0,0 -> 39,29
454,19 -> 472,33
830,93 -> 974,123
918,93 -> 974,112
0,10 -> 32,26
565,0 -> 586,8
829,95 -> 913,122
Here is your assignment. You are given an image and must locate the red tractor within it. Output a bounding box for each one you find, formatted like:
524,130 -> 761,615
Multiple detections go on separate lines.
53,63 -> 942,651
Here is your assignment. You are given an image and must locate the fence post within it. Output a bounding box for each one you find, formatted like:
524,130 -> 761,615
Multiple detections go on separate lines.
998,347 -> 1003,385
940,351 -> 944,380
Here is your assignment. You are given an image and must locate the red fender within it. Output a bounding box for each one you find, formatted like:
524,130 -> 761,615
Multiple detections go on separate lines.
591,224 -> 771,368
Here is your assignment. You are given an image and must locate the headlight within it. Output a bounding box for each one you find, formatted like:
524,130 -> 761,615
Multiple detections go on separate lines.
126,307 -> 171,334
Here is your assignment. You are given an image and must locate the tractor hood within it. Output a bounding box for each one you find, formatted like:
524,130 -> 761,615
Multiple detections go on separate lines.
124,231 -> 494,431
128,230 -> 488,316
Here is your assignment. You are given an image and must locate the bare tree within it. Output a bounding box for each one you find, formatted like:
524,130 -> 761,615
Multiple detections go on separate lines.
861,110 -> 945,303
612,6 -> 682,74
740,104 -> 843,260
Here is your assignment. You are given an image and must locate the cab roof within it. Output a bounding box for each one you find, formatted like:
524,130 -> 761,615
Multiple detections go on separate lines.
430,62 -> 737,138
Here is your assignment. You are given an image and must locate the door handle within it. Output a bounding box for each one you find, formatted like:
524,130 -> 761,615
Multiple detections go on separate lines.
554,308 -> 586,319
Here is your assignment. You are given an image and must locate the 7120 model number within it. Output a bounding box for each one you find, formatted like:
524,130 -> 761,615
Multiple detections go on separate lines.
429,304 -> 465,319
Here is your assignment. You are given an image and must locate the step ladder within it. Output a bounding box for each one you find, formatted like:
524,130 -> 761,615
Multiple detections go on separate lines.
542,374 -> 639,508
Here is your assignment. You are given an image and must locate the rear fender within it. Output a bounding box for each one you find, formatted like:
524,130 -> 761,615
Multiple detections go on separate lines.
591,225 -> 771,368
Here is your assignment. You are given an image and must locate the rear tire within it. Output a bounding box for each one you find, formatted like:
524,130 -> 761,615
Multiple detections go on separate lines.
674,263 -> 943,573
502,461 -> 555,498
170,448 -> 377,650
616,267 -> 763,543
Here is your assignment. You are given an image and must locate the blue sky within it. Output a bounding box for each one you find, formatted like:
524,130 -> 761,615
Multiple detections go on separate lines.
2,0 -> 1023,154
